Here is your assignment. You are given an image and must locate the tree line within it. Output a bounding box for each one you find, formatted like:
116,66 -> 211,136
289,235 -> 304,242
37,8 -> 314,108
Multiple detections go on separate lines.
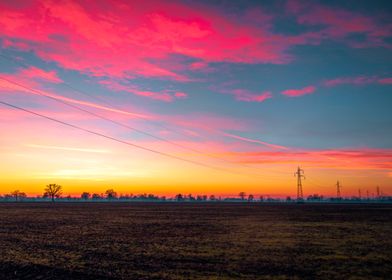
2,184 -> 391,202
2,184 -> 259,202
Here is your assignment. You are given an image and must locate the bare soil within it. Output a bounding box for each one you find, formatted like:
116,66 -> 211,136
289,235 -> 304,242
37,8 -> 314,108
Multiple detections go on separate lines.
0,203 -> 391,279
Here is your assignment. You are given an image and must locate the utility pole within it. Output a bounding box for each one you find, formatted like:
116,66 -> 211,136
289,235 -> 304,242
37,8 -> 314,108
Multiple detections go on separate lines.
358,188 -> 361,199
376,186 -> 380,198
294,166 -> 305,201
336,180 -> 342,199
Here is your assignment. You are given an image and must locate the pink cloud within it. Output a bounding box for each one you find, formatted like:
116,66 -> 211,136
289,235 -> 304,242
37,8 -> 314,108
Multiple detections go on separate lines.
324,76 -> 377,87
288,1 -> 391,47
165,113 -> 250,132
281,85 -> 316,97
174,92 -> 187,98
378,77 -> 392,85
230,89 -> 273,103
190,61 -> 209,71
100,79 -> 186,102
1,0 -> 387,88
18,66 -> 62,84
162,113 -> 287,149
215,87 -> 273,103
324,76 -> 392,87
0,0 -> 297,83
0,66 -> 62,89
230,148 -> 392,170
0,75 -> 153,119
220,132 -> 287,150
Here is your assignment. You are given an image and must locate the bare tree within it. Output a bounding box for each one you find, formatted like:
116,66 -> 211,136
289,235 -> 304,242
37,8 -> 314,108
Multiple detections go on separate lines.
175,193 -> 183,201
105,189 -> 117,200
11,190 -> 26,202
239,192 -> 246,200
81,192 -> 90,200
44,184 -> 62,202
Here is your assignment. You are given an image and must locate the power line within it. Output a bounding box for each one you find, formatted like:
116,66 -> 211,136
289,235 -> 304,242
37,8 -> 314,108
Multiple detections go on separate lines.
0,77 -> 201,152
0,76 -> 293,175
0,76 -> 258,169
0,53 -> 293,176
0,52 -> 287,152
0,99 -> 236,173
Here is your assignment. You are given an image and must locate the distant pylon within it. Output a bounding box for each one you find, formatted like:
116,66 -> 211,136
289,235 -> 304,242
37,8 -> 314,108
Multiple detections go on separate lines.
294,166 -> 305,200
336,180 -> 342,199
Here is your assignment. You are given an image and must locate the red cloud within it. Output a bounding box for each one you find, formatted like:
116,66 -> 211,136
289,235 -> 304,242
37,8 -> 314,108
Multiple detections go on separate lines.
0,0 -> 296,83
281,85 -> 316,97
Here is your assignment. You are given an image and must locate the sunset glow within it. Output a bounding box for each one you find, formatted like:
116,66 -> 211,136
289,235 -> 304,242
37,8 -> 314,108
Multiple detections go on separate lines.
0,0 -> 391,198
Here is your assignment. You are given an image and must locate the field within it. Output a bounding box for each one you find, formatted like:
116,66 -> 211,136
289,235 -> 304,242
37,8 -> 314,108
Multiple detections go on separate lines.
0,203 -> 391,279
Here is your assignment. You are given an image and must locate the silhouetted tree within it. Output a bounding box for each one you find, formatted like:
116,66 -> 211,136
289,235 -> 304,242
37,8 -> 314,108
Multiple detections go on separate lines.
307,194 -> 323,201
209,195 -> 216,201
11,190 -> 26,202
175,194 -> 183,201
239,192 -> 246,200
81,192 -> 90,200
105,189 -> 117,200
248,194 -> 254,202
44,184 -> 62,202
92,193 -> 102,200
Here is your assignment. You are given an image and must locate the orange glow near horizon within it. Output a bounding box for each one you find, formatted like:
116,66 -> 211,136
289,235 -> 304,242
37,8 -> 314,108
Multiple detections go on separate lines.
1,108 -> 391,198
0,1 -> 391,198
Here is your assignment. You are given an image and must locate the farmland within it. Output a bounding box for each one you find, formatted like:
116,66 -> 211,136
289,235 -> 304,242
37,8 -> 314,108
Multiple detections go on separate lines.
0,203 -> 391,279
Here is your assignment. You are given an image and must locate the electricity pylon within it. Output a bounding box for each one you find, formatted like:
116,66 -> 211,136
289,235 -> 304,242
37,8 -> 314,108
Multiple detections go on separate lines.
358,188 -> 361,199
336,180 -> 342,199
376,186 -> 380,198
294,166 -> 305,200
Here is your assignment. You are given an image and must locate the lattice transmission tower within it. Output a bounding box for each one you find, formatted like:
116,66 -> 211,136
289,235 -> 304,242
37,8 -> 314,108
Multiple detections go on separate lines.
336,180 -> 342,199
294,166 -> 305,201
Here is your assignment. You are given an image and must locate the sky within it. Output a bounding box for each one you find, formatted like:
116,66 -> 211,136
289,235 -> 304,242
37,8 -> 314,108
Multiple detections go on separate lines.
0,0 -> 391,198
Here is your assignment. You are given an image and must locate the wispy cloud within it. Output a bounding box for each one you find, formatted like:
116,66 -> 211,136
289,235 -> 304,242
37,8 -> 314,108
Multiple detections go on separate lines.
100,80 -> 187,102
324,76 -> 392,87
281,85 -> 316,97
18,66 -> 62,84
230,89 -> 272,103
287,1 -> 391,47
229,148 -> 392,170
25,144 -> 111,154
